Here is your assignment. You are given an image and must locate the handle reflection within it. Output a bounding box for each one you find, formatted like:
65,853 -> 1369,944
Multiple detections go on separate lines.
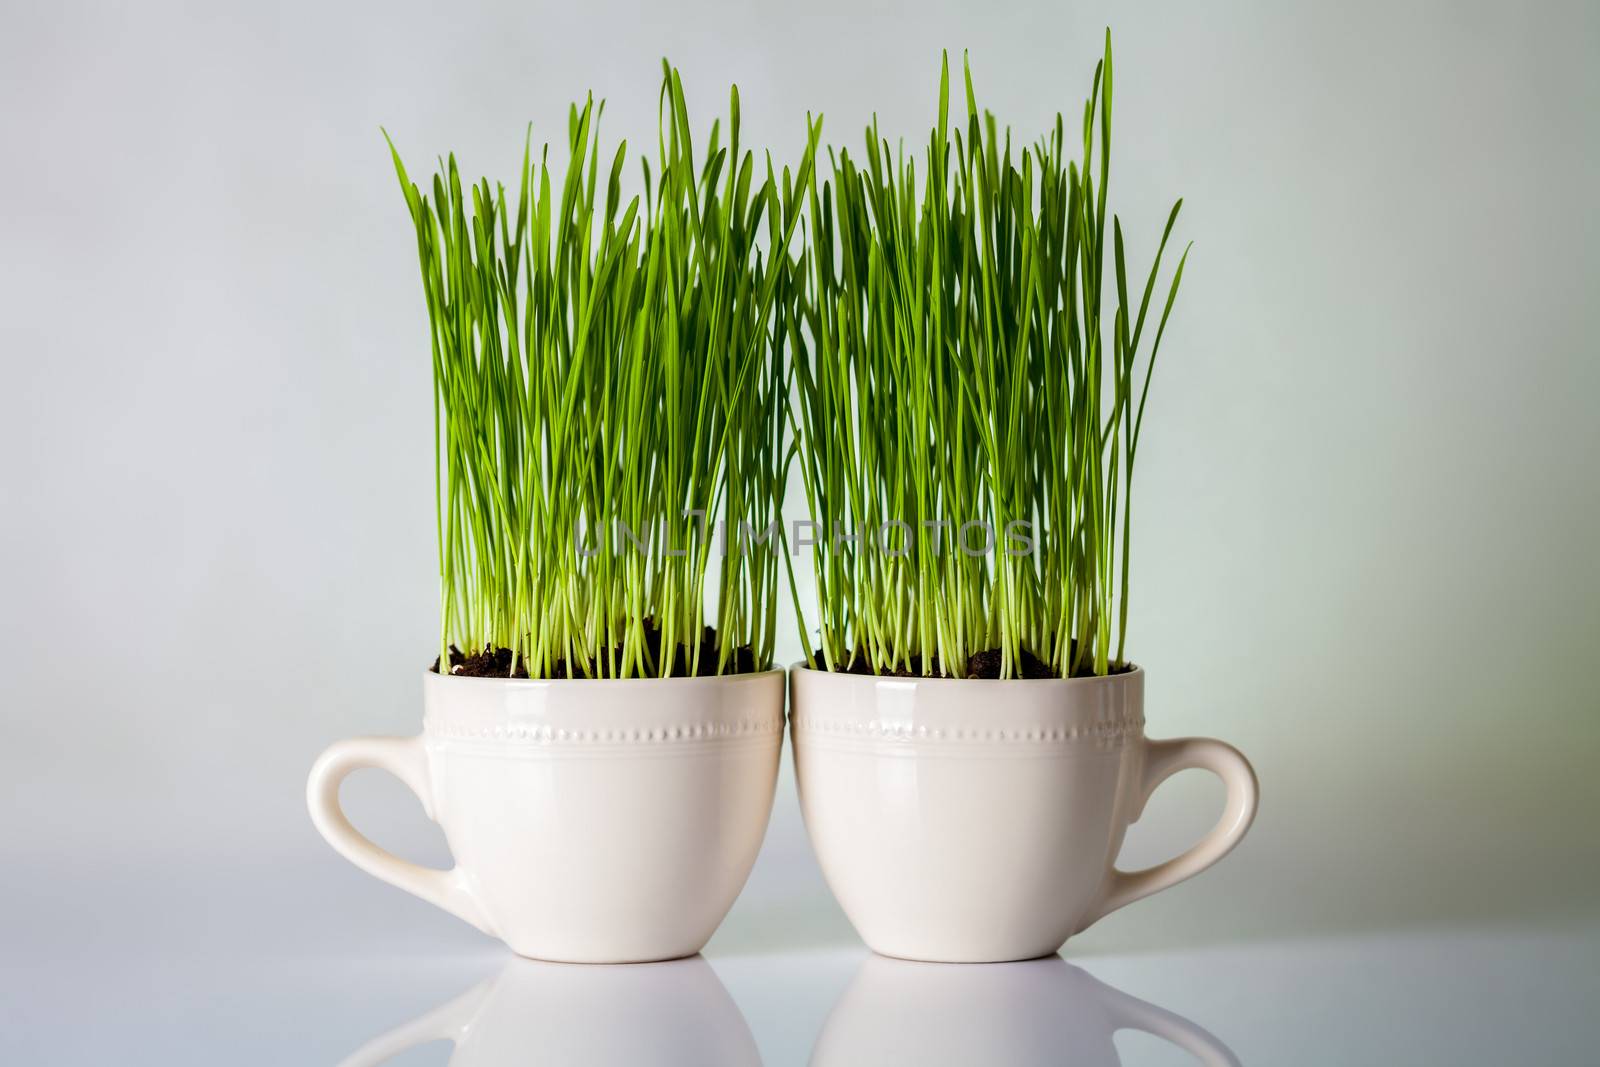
811,954 -> 1240,1066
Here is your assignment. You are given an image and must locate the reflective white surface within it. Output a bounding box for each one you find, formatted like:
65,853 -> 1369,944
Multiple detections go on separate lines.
5,920 -> 1596,1064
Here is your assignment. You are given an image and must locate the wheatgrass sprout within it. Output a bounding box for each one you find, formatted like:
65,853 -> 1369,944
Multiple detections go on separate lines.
789,33 -> 1188,679
387,64 -> 818,678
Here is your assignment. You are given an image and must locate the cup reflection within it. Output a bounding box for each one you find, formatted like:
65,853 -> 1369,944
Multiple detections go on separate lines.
338,954 -> 760,1066
811,954 -> 1240,1066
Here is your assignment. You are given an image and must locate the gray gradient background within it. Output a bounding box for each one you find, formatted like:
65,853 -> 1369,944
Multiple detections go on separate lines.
2,1 -> 1598,1063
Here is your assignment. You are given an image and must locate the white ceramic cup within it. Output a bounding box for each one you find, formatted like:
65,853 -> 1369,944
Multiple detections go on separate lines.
812,953 -> 1240,1066
335,955 -> 760,1067
307,669 -> 786,963
790,665 -> 1258,962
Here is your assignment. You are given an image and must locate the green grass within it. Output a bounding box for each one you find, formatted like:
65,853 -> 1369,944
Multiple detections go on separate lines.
387,63 -> 818,678
788,32 -> 1189,678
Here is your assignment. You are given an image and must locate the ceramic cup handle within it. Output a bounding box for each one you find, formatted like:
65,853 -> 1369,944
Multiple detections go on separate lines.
306,736 -> 493,936
1081,737 -> 1259,930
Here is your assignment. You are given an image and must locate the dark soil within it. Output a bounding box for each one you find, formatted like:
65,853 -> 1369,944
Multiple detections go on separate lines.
966,647 -> 1058,679
811,643 -> 1135,679
435,645 -> 527,677
431,619 -> 760,679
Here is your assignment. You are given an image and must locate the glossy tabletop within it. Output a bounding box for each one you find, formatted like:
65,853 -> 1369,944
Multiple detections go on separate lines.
6,916 -> 1595,1065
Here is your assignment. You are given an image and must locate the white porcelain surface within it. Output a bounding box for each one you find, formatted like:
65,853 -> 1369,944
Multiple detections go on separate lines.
336,955 -> 760,1067
308,670 -> 786,962
812,953 -> 1240,1066
790,666 -> 1258,962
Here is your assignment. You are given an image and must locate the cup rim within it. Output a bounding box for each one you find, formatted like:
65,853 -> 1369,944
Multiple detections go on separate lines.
788,661 -> 1142,686
423,666 -> 787,687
